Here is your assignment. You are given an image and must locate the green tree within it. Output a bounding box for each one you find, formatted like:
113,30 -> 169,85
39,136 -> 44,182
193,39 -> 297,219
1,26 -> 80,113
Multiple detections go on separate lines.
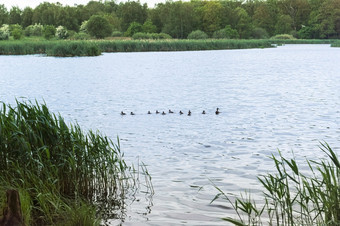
187,29 -> 208,39
117,1 -> 147,31
21,7 -> 33,28
275,14 -> 293,34
234,7 -> 252,38
142,19 -> 157,33
9,6 -> 22,25
0,5 -> 9,26
201,1 -> 224,35
125,21 -> 142,37
87,15 -> 112,38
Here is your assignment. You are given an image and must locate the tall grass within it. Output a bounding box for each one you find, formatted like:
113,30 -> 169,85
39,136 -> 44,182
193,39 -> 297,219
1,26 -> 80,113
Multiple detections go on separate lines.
212,143 -> 340,225
0,100 -> 137,224
96,39 -> 273,52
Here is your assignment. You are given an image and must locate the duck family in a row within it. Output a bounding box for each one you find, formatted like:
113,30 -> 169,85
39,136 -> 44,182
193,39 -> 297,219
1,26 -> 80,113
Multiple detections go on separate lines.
121,108 -> 220,116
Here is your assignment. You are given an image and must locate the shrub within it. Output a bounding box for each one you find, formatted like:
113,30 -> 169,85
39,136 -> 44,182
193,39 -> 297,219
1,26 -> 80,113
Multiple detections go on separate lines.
251,27 -> 269,39
0,24 -> 10,40
87,15 -> 112,39
125,22 -> 142,37
212,25 -> 239,39
112,31 -> 123,37
79,20 -> 88,33
73,32 -> 91,40
132,32 -> 172,40
55,25 -> 69,39
43,25 -> 56,40
24,23 -> 43,36
9,24 -> 23,40
187,30 -> 208,39
270,34 -> 296,40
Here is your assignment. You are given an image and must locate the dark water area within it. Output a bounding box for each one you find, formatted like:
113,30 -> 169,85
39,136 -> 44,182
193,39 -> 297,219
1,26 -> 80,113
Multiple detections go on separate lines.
1,45 -> 339,225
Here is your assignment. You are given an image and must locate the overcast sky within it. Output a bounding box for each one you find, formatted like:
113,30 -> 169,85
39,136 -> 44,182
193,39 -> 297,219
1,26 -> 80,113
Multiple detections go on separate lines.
0,0 -> 165,9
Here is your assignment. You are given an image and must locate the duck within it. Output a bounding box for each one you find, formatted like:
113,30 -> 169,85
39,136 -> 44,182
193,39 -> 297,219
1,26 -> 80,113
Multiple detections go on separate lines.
148,111 -> 151,114
130,112 -> 135,115
120,111 -> 126,115
169,109 -> 174,113
156,110 -> 160,114
215,108 -> 220,115
188,110 -> 191,116
162,111 -> 166,115
179,111 -> 183,115
202,110 -> 206,114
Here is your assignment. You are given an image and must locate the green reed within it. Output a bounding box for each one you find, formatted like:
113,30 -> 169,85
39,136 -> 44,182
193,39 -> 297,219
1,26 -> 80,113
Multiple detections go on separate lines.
212,143 -> 340,225
0,100 -> 136,224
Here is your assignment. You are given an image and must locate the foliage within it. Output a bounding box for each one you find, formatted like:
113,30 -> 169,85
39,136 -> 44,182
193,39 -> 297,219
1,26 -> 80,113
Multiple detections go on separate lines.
270,34 -> 296,40
251,27 -> 269,39
55,25 -> 68,39
0,24 -> 10,40
112,31 -> 123,37
212,25 -> 239,39
187,30 -> 208,39
125,21 -> 142,37
87,15 -> 112,39
132,32 -> 172,40
0,100 -> 133,224
46,41 -> 101,56
24,23 -> 43,36
10,24 -> 23,40
142,19 -> 157,33
43,25 -> 56,40
212,143 -> 340,225
72,32 -> 91,40
79,20 -> 88,33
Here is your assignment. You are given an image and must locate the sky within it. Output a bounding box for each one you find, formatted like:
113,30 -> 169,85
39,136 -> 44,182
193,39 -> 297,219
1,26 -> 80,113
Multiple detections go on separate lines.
0,0 -> 165,9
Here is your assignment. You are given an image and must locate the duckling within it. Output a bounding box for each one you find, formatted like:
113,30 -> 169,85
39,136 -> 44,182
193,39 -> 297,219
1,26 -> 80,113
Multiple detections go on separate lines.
215,108 -> 220,115
148,111 -> 151,114
202,110 -> 206,114
169,109 -> 174,113
156,110 -> 160,114
179,111 -> 183,115
121,111 -> 126,115
162,111 -> 166,115
130,112 -> 135,115
188,110 -> 191,116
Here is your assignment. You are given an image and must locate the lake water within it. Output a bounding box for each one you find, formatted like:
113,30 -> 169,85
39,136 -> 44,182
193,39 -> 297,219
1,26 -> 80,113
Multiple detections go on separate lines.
0,44 -> 339,225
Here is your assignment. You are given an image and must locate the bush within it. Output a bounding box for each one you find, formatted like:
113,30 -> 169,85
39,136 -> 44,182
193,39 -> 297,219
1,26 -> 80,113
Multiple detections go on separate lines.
73,32 -> 91,40
111,31 -> 123,37
132,32 -> 172,40
142,19 -> 157,33
251,27 -> 269,39
79,20 -> 88,33
43,25 -> 56,40
125,22 -> 142,37
212,25 -> 239,39
55,25 -> 69,39
0,24 -> 10,40
10,24 -> 23,40
24,23 -> 43,37
270,34 -> 296,40
187,30 -> 208,39
87,15 -> 112,39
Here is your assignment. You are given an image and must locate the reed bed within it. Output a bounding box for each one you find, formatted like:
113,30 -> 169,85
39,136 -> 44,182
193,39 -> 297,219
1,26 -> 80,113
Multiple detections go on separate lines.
0,100 -> 136,224
271,39 -> 334,45
212,143 -> 340,225
331,41 -> 340,47
96,39 -> 273,52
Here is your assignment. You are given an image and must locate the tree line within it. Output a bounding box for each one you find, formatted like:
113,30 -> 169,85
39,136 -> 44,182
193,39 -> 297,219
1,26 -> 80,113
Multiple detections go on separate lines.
0,0 -> 340,40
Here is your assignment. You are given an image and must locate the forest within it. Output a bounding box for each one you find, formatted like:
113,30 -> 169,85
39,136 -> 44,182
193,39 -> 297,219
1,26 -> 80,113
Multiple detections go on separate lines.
0,0 -> 340,40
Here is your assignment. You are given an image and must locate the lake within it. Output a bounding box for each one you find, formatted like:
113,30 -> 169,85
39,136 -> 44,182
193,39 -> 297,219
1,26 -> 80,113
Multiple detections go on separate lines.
0,44 -> 339,225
